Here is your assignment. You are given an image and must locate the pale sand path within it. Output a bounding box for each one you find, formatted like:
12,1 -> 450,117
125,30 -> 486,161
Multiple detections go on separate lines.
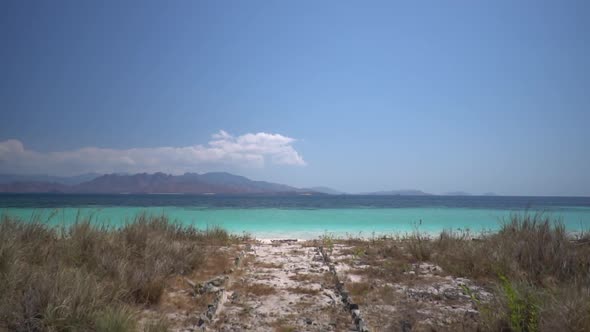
212,241 -> 355,331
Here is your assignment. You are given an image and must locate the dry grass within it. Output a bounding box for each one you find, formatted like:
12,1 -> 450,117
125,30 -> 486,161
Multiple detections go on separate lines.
273,325 -> 296,332
406,231 -> 432,262
253,261 -> 284,269
347,281 -> 372,303
341,213 -> 590,332
430,214 -> 590,331
289,249 -> 306,255
432,214 -> 590,285
271,317 -> 297,332
342,241 -> 415,283
233,282 -> 278,297
285,286 -> 321,296
0,213 -> 243,331
142,316 -> 171,332
289,273 -> 322,283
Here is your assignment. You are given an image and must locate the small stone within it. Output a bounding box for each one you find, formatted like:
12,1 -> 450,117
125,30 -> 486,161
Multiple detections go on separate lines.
184,278 -> 197,289
208,275 -> 228,287
400,319 -> 412,332
305,318 -> 313,325
197,314 -> 210,326
358,319 -> 369,332
200,283 -> 220,294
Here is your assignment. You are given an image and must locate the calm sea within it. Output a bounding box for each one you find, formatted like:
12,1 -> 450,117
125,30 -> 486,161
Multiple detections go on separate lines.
1,194 -> 589,239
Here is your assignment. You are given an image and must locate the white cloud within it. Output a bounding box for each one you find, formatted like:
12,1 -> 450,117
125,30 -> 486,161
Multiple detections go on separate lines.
0,131 -> 306,175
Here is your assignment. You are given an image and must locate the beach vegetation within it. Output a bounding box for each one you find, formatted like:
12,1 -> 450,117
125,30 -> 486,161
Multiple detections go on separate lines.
319,233 -> 335,253
141,316 -> 170,332
233,282 -> 277,297
407,229 -> 432,261
0,213 -> 242,331
435,214 -> 590,331
332,213 -> 590,331
94,306 -> 137,332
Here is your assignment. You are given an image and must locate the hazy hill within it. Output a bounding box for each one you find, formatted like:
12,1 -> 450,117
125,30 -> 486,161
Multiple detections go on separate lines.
362,189 -> 432,196
0,172 -> 308,194
303,186 -> 346,195
443,191 -> 473,196
0,181 -> 69,193
0,173 -> 100,185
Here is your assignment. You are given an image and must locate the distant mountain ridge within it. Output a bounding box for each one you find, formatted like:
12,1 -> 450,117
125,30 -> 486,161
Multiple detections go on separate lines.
444,191 -> 499,196
443,191 -> 473,196
0,172 -> 314,194
0,173 -> 100,185
0,172 -> 502,196
303,186 -> 346,195
362,189 -> 432,196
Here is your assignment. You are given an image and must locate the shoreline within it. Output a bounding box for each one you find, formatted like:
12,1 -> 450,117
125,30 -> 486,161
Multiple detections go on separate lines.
3,204 -> 590,239
2,213 -> 588,330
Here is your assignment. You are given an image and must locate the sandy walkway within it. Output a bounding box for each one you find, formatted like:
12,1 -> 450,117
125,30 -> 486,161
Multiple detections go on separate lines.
212,242 -> 355,331
162,240 -> 492,332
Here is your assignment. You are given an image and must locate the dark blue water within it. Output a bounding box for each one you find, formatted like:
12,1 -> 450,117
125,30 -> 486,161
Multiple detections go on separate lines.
1,193 -> 589,209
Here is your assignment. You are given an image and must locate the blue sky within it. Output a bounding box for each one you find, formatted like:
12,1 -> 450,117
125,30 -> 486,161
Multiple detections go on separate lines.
1,0 -> 589,196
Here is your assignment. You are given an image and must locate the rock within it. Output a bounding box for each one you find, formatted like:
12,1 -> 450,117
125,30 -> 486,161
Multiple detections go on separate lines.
341,291 -> 349,301
199,283 -> 220,294
305,318 -> 313,325
197,314 -> 210,326
208,275 -> 228,287
185,278 -> 197,289
443,289 -> 460,300
271,239 -> 298,243
400,319 -> 412,332
358,319 -> 369,332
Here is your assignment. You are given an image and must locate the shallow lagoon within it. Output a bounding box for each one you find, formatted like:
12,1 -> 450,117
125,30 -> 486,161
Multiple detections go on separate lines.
2,194 -> 589,239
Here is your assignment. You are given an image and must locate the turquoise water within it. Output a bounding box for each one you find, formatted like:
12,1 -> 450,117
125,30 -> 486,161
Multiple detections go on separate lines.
2,205 -> 590,239
2,194 -> 590,239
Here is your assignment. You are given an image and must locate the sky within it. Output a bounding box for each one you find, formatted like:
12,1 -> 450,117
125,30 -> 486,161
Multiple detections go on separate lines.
1,1 -> 589,196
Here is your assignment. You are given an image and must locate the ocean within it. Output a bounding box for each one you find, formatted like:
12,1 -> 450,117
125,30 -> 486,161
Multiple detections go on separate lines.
1,194 -> 589,239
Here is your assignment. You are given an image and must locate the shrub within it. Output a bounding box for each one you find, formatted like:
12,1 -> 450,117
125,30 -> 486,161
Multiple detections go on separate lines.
430,213 -> 590,331
499,275 -> 539,332
142,317 -> 170,332
0,213 -> 239,330
407,231 -> 431,261
94,306 -> 137,332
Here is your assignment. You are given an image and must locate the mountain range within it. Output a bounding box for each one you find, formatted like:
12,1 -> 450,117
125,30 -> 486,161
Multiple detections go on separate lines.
0,172 -> 497,196
0,173 -> 100,186
0,172 -> 311,194
361,189 -> 432,196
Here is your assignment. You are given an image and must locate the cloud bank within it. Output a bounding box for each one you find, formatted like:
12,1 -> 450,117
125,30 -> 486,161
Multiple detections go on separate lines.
0,131 -> 306,176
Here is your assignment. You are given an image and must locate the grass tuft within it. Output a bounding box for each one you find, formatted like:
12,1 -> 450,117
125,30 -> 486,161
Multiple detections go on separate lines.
0,213 -> 242,330
94,306 -> 137,332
